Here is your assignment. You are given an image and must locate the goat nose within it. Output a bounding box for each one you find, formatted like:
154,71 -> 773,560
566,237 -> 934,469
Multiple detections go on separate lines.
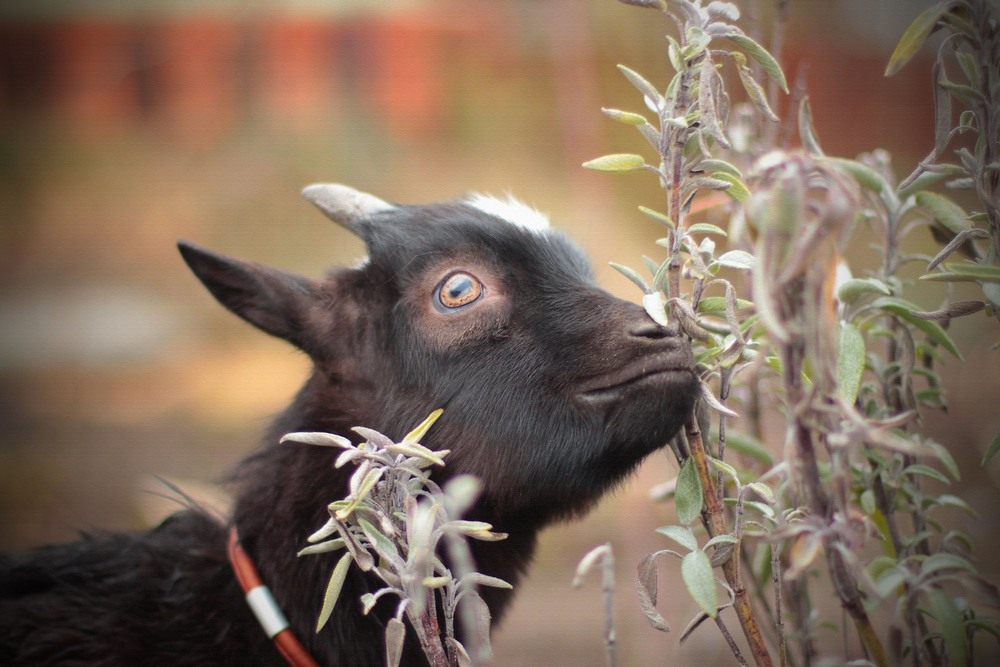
629,321 -> 673,339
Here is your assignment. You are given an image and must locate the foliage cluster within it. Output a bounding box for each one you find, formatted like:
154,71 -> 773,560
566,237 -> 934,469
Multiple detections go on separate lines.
282,410 -> 510,667
576,1 -> 1000,666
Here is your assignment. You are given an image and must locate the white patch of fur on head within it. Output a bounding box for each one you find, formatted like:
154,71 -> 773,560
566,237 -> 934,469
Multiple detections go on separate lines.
465,193 -> 550,233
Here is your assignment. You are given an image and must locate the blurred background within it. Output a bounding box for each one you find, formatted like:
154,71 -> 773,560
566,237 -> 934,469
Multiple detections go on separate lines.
1,0 -> 997,664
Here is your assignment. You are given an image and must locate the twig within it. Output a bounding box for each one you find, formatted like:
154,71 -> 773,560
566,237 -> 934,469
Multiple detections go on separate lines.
770,541 -> 788,667
686,413 -> 774,667
715,614 -> 750,667
409,590 -> 450,667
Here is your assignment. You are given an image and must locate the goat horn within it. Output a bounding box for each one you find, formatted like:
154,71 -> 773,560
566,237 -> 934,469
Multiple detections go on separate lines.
301,183 -> 394,234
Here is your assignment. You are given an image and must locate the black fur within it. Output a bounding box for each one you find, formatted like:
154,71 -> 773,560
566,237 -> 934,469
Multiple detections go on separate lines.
1,192 -> 698,665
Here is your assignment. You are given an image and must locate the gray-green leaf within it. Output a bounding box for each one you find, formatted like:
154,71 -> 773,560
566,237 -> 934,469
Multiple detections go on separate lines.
871,296 -> 963,359
385,617 -> 406,667
712,172 -> 752,203
926,262 -> 1000,284
636,552 -> 671,632
681,549 -> 718,618
915,191 -> 972,235
928,589 -> 969,667
617,64 -> 664,111
724,32 -> 788,93
824,157 -> 888,194
676,458 -> 704,525
836,278 -> 891,304
885,2 -> 951,77
601,107 -> 649,125
746,482 -> 776,505
656,524 -> 698,552
359,517 -> 399,561
716,250 -> 756,270
582,153 -> 647,172
316,552 -> 354,633
687,223 -> 729,237
837,322 -> 866,404
981,430 -> 1000,466
610,261 -> 652,293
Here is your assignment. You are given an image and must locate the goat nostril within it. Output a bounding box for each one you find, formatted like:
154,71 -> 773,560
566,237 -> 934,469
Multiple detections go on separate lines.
630,321 -> 671,339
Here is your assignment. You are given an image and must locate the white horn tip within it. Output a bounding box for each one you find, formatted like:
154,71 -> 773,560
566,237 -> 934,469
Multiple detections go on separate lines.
301,183 -> 393,229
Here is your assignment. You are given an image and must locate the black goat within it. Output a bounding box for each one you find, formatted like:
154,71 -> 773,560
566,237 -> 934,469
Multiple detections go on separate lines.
0,184 -> 699,666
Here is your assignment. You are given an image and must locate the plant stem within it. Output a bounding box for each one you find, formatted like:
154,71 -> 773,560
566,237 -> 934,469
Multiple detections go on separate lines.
665,57 -> 695,304
780,311 -> 888,667
972,0 -> 1000,241
715,614 -> 750,667
769,542 -> 788,667
686,413 -> 774,667
408,591 -> 450,667
601,547 -> 618,667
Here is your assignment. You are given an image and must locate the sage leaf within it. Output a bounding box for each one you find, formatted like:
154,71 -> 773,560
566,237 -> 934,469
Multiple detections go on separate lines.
676,457 -> 703,525
716,249 -> 755,270
601,107 -> 648,125
316,552 -> 354,633
886,2 -> 951,76
617,64 -> 664,111
359,517 -> 399,561
681,549 -> 718,618
934,262 -> 1000,283
797,94 -> 824,156
687,222 -> 729,237
573,543 -> 612,588
643,291 -> 670,327
708,456 -> 740,482
836,278 -> 891,304
656,524 -> 698,552
462,572 -> 513,590
638,206 -> 674,229
735,62 -> 779,122
903,463 -> 950,486
725,431 -> 773,466
723,32 -> 788,93
824,157 -> 888,194
636,552 -> 671,632
582,153 -> 647,172
747,482 -> 776,505
837,322 -> 866,404
919,552 -> 975,579
786,533 -> 822,580
911,300 -> 985,321
915,191 -> 972,235
611,261 -> 652,293
297,538 -> 346,557
981,430 -> 1000,466
928,589 -> 969,667
872,296 -> 963,359
281,431 -> 353,448
712,172 -> 752,202
385,617 -> 406,667
402,408 -> 443,443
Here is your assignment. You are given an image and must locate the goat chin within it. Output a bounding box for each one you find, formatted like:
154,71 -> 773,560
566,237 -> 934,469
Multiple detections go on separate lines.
1,185 -> 699,666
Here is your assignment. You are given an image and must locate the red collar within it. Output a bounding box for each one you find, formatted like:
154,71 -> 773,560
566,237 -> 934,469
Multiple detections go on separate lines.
227,527 -> 319,667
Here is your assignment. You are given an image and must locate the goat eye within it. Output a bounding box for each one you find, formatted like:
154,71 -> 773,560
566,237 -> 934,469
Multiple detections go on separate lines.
436,272 -> 483,310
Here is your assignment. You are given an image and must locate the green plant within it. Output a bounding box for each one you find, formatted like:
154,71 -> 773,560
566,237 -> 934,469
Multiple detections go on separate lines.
580,0 -> 1000,665
283,410 -> 510,667
886,0 -> 1000,329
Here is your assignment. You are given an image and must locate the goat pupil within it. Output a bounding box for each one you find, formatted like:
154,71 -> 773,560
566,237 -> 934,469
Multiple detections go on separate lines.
448,278 -> 470,299
440,272 -> 481,308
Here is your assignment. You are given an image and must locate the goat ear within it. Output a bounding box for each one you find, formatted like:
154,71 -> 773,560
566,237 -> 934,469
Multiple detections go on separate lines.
301,183 -> 395,237
177,240 -> 324,351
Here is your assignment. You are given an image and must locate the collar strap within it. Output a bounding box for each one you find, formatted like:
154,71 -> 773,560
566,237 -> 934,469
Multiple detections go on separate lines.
227,526 -> 320,667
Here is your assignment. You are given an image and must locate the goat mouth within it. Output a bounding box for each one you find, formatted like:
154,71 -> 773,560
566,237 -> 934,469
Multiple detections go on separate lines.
578,359 -> 694,403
